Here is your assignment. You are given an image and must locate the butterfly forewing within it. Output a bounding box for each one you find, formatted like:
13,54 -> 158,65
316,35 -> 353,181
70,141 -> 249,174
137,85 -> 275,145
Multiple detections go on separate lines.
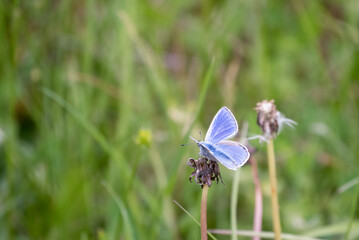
205,107 -> 238,143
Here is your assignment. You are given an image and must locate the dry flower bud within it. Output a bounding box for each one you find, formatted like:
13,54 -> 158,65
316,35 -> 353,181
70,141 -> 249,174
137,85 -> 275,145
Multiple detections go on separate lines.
255,100 -> 279,140
250,100 -> 297,142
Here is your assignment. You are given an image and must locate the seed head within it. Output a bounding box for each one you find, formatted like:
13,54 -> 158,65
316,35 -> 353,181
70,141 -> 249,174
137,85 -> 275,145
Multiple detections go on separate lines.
253,100 -> 297,142
255,100 -> 278,140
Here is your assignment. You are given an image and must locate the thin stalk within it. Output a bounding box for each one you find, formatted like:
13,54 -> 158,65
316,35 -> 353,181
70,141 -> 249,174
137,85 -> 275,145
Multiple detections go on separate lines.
267,139 -> 282,240
201,185 -> 209,240
251,155 -> 263,240
231,122 -> 248,240
173,200 -> 218,240
209,229 -> 323,240
344,178 -> 359,240
231,170 -> 240,240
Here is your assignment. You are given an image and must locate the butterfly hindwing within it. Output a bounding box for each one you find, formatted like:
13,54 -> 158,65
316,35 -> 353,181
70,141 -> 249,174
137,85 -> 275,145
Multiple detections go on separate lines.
204,107 -> 238,143
200,141 -> 250,170
213,141 -> 250,169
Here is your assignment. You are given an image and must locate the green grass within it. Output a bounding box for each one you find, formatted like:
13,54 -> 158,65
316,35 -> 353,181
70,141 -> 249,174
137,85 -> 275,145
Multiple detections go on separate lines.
0,0 -> 359,239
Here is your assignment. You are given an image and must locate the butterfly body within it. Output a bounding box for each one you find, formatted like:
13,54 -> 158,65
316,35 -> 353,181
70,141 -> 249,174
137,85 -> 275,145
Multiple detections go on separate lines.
191,107 -> 250,170
197,142 -> 218,162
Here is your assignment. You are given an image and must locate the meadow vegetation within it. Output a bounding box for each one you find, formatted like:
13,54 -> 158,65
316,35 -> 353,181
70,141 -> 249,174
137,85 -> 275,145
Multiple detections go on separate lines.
0,0 -> 359,239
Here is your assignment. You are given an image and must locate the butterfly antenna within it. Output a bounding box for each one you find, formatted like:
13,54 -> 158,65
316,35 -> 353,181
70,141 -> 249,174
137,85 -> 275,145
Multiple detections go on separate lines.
199,131 -> 203,141
189,136 -> 199,143
181,136 -> 199,146
180,142 -> 195,147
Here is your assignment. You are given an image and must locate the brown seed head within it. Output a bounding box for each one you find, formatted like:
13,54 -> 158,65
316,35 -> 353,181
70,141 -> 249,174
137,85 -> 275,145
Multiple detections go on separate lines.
255,100 -> 278,140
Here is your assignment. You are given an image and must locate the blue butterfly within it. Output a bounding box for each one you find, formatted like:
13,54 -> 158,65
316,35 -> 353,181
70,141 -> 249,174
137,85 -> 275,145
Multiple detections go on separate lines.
191,107 -> 250,170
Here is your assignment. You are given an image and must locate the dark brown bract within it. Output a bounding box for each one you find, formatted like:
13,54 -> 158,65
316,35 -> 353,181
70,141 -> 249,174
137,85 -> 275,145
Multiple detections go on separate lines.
187,157 -> 224,188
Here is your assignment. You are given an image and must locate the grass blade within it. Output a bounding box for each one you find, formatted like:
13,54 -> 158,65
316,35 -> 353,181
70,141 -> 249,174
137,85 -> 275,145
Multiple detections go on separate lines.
173,200 -> 218,240
102,181 -> 136,240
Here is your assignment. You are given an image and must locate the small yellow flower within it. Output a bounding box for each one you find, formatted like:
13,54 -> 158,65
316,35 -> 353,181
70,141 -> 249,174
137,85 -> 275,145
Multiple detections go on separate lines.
135,129 -> 152,148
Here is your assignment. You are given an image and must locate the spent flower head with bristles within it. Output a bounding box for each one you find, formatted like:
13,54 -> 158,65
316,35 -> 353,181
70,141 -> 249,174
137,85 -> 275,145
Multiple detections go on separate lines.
251,100 -> 297,142
255,100 -> 278,140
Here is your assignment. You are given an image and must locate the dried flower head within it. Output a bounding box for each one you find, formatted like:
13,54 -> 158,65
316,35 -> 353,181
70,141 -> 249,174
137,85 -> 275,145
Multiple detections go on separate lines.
255,100 -> 278,140
187,157 -> 224,187
251,100 -> 297,142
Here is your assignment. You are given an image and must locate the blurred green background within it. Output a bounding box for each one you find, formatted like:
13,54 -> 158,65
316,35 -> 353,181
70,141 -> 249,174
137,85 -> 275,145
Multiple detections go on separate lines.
1,0 -> 359,239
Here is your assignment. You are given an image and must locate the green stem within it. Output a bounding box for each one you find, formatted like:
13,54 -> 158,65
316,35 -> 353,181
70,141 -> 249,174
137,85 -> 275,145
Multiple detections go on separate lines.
231,122 -> 248,240
251,155 -> 263,240
231,170 -> 240,240
267,139 -> 282,240
344,178 -> 359,240
201,185 -> 209,240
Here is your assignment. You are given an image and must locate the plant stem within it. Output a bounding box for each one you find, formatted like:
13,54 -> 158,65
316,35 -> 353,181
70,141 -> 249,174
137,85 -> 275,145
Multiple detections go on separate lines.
231,170 -> 240,240
201,184 -> 209,240
230,122 -> 248,240
267,139 -> 282,240
344,177 -> 359,240
251,155 -> 263,240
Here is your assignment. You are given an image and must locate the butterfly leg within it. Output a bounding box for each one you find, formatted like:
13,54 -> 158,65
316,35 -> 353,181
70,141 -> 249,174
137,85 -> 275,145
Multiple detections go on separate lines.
217,172 -> 225,186
187,158 -> 196,168
189,172 -> 195,183
209,160 -> 225,186
187,158 -> 197,183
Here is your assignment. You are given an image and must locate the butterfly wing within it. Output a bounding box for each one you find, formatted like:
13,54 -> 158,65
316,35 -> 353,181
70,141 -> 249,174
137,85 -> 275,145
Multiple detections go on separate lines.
205,107 -> 238,144
212,141 -> 250,170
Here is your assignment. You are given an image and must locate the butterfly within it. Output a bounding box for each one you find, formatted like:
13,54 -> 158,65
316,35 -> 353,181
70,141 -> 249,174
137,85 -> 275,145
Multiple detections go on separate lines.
191,107 -> 250,170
